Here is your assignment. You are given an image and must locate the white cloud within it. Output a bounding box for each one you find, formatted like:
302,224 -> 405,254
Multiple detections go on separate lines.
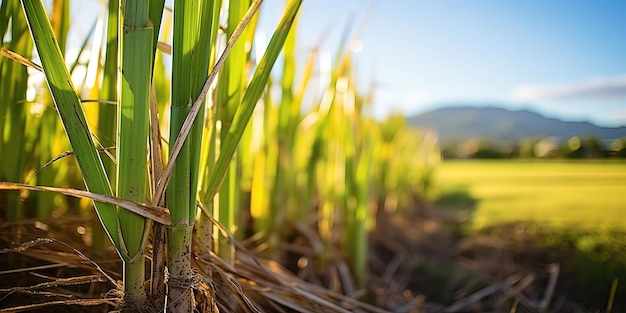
512,75 -> 626,101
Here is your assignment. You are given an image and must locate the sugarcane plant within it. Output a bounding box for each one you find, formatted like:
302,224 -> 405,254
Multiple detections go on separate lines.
231,13 -> 441,289
1,0 -> 443,310
2,0 -> 302,311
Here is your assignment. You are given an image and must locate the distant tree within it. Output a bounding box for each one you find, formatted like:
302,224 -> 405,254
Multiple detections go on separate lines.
473,141 -> 507,159
515,137 -> 543,158
473,148 -> 505,158
560,136 -> 580,158
565,135 -> 605,158
582,136 -> 604,157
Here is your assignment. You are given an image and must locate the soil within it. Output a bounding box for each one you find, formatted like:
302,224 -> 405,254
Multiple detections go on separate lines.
369,200 -> 625,313
0,199 -> 623,312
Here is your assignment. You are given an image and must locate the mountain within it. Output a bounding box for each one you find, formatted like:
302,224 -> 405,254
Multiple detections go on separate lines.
408,106 -> 626,144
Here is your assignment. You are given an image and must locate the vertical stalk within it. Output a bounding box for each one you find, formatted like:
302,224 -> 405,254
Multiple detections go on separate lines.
347,116 -> 372,289
162,0 -> 300,308
215,0 -> 250,263
147,1 -> 167,309
196,0 -> 222,258
167,0 -> 207,310
274,7 -> 298,223
250,89 -> 277,237
117,0 -> 153,302
0,0 -> 32,221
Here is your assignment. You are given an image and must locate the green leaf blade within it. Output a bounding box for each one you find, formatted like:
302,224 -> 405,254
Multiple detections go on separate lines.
19,0 -> 120,249
206,0 -> 303,198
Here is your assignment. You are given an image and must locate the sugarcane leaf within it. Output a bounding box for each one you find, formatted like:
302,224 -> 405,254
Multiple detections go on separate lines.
0,48 -> 42,71
205,0 -> 303,198
153,0 -> 263,205
19,0 -> 120,249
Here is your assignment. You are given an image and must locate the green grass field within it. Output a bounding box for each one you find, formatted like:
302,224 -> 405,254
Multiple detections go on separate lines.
433,159 -> 626,232
433,159 -> 626,302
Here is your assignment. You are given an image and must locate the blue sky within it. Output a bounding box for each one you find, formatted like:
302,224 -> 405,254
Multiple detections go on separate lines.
68,0 -> 626,127
261,0 -> 626,127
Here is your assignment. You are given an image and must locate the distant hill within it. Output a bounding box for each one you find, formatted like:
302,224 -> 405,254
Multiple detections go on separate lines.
408,106 -> 626,144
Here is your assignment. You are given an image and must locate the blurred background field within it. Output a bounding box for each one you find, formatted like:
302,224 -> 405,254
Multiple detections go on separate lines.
429,159 -> 626,310
433,160 -> 626,231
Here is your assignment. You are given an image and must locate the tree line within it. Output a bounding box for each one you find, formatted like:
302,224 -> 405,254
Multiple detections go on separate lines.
440,135 -> 626,159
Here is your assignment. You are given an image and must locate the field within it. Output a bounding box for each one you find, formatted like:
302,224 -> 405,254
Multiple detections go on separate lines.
433,159 -> 626,232
1,0 -> 623,310
429,160 -> 626,309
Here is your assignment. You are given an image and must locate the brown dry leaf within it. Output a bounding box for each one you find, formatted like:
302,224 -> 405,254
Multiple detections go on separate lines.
0,48 -> 43,71
0,182 -> 170,225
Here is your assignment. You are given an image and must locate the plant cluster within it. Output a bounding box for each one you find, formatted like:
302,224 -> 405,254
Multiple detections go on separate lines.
1,0 -> 438,311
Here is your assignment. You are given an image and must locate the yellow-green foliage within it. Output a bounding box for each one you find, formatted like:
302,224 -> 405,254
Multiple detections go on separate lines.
1,0 -> 32,220
1,0 -> 439,306
1,0 -> 85,224
236,21 -> 441,285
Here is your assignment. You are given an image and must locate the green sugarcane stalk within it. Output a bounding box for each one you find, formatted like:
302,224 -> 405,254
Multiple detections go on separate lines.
284,44 -> 316,224
271,10 -> 299,236
195,0 -> 221,257
117,0 -> 153,301
167,0 -> 206,310
0,0 -> 32,221
250,86 -> 277,238
214,0 -> 250,263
